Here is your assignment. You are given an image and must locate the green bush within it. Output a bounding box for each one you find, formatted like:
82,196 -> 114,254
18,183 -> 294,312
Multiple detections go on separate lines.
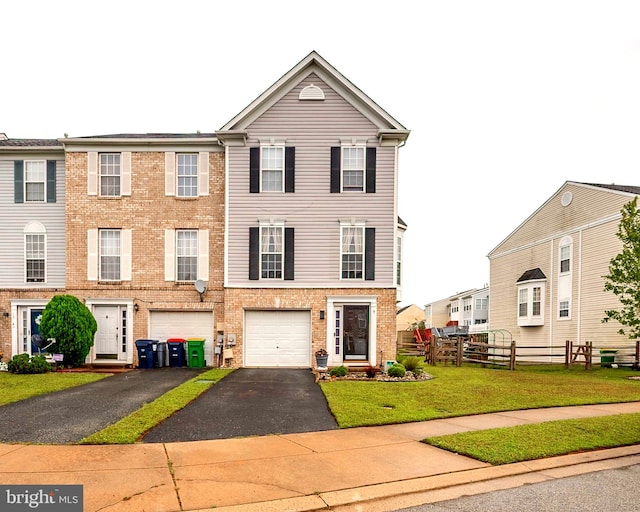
388,363 -> 406,378
330,365 -> 348,377
8,353 -> 52,374
38,294 -> 97,368
402,356 -> 424,373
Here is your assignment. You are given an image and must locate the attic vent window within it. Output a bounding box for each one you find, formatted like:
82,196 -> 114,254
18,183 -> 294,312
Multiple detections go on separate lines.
299,84 -> 325,101
561,191 -> 573,207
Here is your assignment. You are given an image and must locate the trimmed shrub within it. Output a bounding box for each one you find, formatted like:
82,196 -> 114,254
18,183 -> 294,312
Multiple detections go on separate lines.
330,365 -> 348,377
388,363 -> 406,378
402,356 -> 424,373
38,294 -> 97,368
8,353 -> 52,374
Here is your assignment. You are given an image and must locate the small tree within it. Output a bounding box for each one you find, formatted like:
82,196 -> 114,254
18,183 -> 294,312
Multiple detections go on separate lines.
602,196 -> 640,338
38,294 -> 97,367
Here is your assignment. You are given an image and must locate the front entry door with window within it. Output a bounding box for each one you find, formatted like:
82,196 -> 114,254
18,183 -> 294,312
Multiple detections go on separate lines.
94,305 -> 121,360
338,304 -> 370,361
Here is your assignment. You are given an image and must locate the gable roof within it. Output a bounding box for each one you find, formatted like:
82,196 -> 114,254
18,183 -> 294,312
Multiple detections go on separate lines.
516,268 -> 547,282
216,51 -> 409,146
487,181 -> 640,257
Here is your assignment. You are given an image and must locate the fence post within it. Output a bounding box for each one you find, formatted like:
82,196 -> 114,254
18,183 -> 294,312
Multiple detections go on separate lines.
510,340 -> 516,370
457,337 -> 463,366
586,341 -> 592,371
565,340 -> 571,369
636,341 -> 639,368
429,339 -> 436,366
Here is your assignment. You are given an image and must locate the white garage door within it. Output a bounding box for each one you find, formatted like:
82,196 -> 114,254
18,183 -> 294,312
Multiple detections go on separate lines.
245,310 -> 311,367
149,311 -> 214,366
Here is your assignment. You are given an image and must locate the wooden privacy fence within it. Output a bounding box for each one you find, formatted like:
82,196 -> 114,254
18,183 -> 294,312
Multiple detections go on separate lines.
396,330 -> 640,370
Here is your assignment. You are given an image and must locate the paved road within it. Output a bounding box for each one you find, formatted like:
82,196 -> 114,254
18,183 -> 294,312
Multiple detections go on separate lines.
395,464 -> 640,511
142,368 -> 338,442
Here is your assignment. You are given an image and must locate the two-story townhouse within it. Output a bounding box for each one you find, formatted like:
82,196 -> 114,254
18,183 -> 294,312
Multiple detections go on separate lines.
0,134 -> 66,360
216,51 -> 409,368
60,134 -> 225,366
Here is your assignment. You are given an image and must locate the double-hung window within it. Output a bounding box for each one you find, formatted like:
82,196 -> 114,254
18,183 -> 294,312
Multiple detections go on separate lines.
100,154 -> 121,196
25,161 -> 46,202
560,245 -> 571,273
177,154 -> 198,197
342,147 -> 364,191
261,226 -> 283,279
261,147 -> 284,192
176,230 -> 198,281
25,229 -> 45,283
341,226 -> 364,279
100,229 -> 121,281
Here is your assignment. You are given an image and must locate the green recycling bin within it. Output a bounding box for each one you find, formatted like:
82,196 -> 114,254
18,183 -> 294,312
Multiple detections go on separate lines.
600,349 -> 618,368
186,338 -> 206,368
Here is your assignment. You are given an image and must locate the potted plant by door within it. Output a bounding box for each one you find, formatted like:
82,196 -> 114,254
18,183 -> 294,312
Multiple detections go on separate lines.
315,348 -> 329,368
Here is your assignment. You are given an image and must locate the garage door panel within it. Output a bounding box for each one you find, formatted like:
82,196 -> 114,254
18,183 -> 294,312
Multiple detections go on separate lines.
245,311 -> 310,367
149,311 -> 214,366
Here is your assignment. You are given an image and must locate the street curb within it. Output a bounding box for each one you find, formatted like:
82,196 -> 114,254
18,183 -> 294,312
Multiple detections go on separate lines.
188,445 -> 640,512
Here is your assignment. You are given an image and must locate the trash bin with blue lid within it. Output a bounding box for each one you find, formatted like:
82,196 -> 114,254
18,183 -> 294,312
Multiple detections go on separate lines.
186,338 -> 206,368
167,338 -> 186,367
135,339 -> 156,369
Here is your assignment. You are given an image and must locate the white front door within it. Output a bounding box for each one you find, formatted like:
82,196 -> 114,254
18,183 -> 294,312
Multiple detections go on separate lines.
94,305 -> 120,359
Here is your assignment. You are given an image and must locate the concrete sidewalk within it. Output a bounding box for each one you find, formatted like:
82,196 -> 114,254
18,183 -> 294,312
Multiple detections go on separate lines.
1,402 -> 639,512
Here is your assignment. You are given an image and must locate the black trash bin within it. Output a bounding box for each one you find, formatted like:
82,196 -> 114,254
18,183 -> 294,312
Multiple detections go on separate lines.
135,339 -> 156,369
167,338 -> 186,367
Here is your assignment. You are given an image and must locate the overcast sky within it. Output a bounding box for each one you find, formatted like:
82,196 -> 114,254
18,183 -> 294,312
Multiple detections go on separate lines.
3,1 -> 640,308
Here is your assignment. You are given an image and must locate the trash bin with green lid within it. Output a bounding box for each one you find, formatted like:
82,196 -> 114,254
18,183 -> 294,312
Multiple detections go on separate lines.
600,349 -> 618,367
186,338 -> 206,368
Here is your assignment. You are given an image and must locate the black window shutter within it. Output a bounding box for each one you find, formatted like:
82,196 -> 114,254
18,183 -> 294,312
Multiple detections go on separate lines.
285,147 -> 295,193
365,227 -> 376,281
366,147 -> 376,193
46,160 -> 57,203
249,227 -> 260,280
14,160 -> 24,203
330,147 -> 341,193
249,147 -> 260,193
284,227 -> 294,280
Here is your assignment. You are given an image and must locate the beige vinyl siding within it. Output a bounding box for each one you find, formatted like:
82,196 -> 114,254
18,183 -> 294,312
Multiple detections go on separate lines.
227,74 -> 396,287
493,183 -> 633,255
0,157 -> 66,288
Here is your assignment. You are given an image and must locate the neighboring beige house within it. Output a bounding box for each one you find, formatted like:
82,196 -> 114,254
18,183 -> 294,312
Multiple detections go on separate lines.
396,304 -> 426,332
487,181 -> 639,359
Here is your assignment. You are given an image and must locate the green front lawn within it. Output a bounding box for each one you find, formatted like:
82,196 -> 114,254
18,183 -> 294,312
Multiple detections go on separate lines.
320,365 -> 640,428
0,371 -> 109,406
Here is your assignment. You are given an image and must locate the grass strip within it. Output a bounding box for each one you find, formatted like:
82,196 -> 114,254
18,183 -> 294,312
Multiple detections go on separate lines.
0,372 -> 108,406
424,413 -> 640,465
79,368 -> 234,444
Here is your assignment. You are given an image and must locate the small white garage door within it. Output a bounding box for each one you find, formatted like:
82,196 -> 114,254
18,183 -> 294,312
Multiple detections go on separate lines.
149,311 -> 214,366
245,310 -> 311,367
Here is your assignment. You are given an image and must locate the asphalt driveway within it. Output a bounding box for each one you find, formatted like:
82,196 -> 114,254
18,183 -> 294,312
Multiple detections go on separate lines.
142,368 -> 338,442
0,367 -> 204,444
0,367 -> 337,444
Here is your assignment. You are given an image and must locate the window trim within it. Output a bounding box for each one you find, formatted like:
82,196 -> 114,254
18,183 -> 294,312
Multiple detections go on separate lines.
260,146 -> 285,193
99,229 -> 122,281
176,229 -> 199,282
24,222 -> 47,283
517,280 -> 546,326
259,222 -> 285,279
99,153 -> 122,197
176,153 -> 199,197
24,160 -> 46,203
341,146 -> 366,192
340,223 -> 365,280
